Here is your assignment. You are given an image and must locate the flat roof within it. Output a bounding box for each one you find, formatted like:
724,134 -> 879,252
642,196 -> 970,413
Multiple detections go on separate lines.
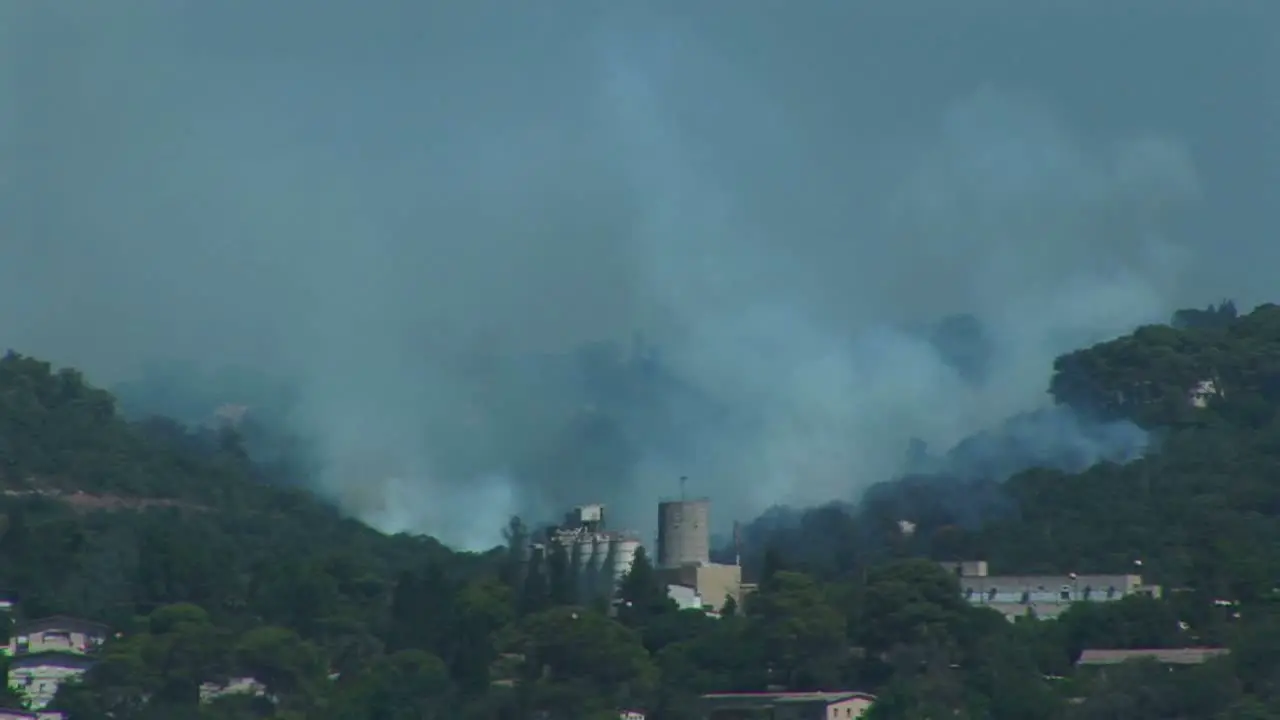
9,651 -> 98,668
1078,648 -> 1229,665
13,615 -> 110,634
702,691 -> 875,705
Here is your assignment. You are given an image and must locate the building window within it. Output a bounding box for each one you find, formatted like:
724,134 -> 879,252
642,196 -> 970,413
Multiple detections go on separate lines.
1060,586 -> 1071,601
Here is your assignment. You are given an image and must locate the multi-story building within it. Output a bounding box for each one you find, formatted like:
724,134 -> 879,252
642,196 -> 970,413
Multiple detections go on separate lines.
940,560 -> 1162,620
0,710 -> 53,720
5,616 -> 107,711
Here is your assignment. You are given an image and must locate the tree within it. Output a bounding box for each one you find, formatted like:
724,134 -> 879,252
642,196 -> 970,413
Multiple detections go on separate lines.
616,547 -> 674,629
859,559 -> 966,657
16,303 -> 1280,718
141,603 -> 228,706
328,648 -> 454,720
747,571 -> 847,690
451,576 -> 515,694
511,607 -> 657,717
546,542 -> 575,607
234,626 -> 324,708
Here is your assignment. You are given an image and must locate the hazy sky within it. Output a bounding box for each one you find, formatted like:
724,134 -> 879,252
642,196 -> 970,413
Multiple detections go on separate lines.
2,2 -> 1276,547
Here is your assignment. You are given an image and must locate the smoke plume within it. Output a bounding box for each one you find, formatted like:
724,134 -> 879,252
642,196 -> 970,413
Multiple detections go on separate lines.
2,3 -> 1274,549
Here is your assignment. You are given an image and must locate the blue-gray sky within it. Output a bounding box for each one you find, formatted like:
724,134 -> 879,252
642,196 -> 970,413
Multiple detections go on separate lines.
1,2 -> 1275,548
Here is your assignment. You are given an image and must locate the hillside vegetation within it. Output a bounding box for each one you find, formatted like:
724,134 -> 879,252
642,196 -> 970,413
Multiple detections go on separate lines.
3,304 -> 1280,718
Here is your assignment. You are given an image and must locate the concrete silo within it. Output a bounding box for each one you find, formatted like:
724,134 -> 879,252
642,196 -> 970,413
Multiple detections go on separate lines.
657,498 -> 711,568
609,536 -> 640,582
537,502 -> 644,604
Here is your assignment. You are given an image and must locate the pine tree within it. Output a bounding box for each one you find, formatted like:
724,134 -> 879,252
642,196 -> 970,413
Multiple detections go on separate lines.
616,547 -> 672,627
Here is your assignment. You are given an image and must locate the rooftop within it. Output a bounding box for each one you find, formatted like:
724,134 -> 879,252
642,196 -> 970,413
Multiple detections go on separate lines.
701,691 -> 875,705
9,651 -> 99,667
1077,648 -> 1229,666
13,615 -> 110,634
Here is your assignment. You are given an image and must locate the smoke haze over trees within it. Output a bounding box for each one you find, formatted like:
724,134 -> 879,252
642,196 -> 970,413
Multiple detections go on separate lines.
2,3 -> 1276,547
8,306 -> 1280,717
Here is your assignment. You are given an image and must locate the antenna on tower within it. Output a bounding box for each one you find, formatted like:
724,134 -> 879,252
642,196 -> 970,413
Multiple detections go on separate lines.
679,475 -> 688,501
733,520 -> 742,567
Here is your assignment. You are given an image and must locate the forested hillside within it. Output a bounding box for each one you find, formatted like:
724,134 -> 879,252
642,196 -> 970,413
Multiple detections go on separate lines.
4,304 -> 1280,719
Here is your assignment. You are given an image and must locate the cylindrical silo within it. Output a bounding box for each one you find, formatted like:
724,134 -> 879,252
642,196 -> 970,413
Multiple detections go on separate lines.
657,499 -> 710,568
612,537 -> 640,581
589,536 -> 606,574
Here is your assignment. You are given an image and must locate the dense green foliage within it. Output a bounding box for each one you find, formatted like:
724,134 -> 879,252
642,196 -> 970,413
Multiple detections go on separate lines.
3,305 -> 1280,718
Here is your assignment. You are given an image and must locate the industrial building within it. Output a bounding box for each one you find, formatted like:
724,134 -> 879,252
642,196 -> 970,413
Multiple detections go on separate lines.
528,504 -> 642,604
526,497 -> 749,614
657,498 -> 711,567
940,560 -> 1163,620
654,498 -> 745,612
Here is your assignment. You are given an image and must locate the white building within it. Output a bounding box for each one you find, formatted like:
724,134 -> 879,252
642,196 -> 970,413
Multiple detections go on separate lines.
666,584 -> 706,612
701,691 -> 876,720
5,616 -> 107,710
0,709 -> 64,720
940,560 -> 1162,620
8,654 -> 96,710
200,676 -> 269,703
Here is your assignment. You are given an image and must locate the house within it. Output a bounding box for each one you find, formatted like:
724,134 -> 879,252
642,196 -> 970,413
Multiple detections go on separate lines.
6,616 -> 108,657
1077,648 -> 1230,666
5,617 -> 107,710
199,676 -> 269,703
8,652 -> 97,709
700,691 -> 876,720
0,709 -> 64,720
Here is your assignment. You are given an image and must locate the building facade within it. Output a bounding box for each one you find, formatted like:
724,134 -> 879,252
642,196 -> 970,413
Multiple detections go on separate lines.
5,616 -> 107,710
700,691 -> 876,720
940,561 -> 1162,620
655,562 -> 742,613
1076,648 -> 1229,666
8,654 -> 96,710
